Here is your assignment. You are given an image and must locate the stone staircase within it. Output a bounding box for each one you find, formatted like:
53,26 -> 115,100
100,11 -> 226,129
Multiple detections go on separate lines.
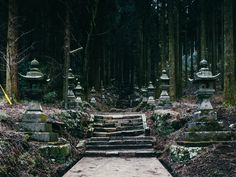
85,113 -> 158,157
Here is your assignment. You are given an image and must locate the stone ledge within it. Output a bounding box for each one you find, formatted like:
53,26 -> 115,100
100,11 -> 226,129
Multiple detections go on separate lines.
28,132 -> 58,142
16,122 -> 52,132
39,143 -> 71,162
183,131 -> 235,142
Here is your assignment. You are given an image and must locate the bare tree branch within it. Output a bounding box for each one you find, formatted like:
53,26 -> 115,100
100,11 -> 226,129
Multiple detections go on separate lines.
13,29 -> 34,44
70,47 -> 83,54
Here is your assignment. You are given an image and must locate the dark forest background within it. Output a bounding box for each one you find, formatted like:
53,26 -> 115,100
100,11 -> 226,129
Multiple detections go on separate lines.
0,0 -> 236,104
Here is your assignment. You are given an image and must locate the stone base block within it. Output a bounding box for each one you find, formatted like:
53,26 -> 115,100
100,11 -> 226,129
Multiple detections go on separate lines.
16,122 -> 52,132
29,132 -> 58,142
184,131 -> 234,142
39,143 -> 71,162
187,121 -> 224,131
21,111 -> 48,122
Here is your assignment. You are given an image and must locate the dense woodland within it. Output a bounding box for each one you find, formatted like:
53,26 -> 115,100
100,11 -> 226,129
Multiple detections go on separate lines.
0,0 -> 236,104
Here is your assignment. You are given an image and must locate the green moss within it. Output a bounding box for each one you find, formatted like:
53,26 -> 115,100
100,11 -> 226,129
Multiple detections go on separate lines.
39,144 -> 71,163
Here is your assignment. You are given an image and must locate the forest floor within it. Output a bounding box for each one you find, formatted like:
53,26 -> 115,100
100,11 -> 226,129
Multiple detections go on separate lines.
0,94 -> 236,177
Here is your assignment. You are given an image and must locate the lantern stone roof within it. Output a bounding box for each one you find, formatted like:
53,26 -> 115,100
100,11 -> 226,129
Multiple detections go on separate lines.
160,70 -> 169,81
20,59 -> 44,80
194,59 -> 220,80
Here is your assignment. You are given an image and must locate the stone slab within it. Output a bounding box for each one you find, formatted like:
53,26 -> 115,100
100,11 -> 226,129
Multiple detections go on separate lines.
16,122 -> 52,132
21,111 -> 48,122
39,143 -> 71,161
63,157 -> 172,177
30,132 -> 58,142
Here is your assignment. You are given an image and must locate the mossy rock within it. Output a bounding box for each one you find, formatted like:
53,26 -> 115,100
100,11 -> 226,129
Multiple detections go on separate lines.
188,121 -> 223,132
184,131 -> 233,141
39,143 -> 71,163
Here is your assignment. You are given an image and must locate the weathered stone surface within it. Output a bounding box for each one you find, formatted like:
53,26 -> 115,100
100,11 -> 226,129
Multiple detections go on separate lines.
21,111 -> 48,122
183,131 -> 234,142
39,143 -> 71,162
30,132 -> 58,142
16,122 -> 52,132
63,157 -> 172,177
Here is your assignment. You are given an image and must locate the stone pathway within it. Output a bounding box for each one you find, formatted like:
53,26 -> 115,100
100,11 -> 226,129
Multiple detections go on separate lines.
63,157 -> 172,177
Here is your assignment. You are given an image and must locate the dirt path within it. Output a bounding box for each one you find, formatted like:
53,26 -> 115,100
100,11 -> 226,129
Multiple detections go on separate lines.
63,157 -> 172,177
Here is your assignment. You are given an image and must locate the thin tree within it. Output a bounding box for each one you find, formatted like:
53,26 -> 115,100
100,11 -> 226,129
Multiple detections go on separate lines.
6,0 -> 18,99
63,2 -> 70,109
223,0 -> 236,105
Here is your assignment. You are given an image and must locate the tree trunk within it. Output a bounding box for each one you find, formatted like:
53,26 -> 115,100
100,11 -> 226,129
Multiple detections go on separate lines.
63,3 -> 70,109
84,0 -> 99,91
168,0 -> 177,100
200,0 -> 207,60
6,0 -> 18,99
223,0 -> 236,105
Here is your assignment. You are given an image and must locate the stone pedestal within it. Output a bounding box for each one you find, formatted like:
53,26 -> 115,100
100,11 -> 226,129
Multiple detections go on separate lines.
17,102 -> 58,142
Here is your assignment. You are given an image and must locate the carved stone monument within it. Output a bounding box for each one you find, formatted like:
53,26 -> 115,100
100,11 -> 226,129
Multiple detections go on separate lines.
157,70 -> 171,108
179,59 -> 235,146
90,86 -> 97,104
147,81 -> 155,105
67,68 -> 76,108
17,59 -> 58,142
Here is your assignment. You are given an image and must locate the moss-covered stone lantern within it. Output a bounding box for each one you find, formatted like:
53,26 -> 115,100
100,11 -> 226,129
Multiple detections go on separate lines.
67,68 -> 76,108
177,59 -> 235,146
141,86 -> 148,103
157,70 -> 171,107
74,82 -> 83,98
90,86 -> 97,104
192,59 -> 220,112
100,81 -> 106,103
68,68 -> 76,89
147,81 -> 155,105
18,59 -> 58,142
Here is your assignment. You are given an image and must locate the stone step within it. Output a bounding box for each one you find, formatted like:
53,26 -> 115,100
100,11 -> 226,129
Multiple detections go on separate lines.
94,118 -> 143,124
86,144 -> 153,150
93,129 -> 144,137
87,139 -> 154,146
93,122 -> 143,128
84,149 -> 160,157
177,140 -> 236,147
93,122 -> 116,127
94,115 -> 141,119
89,136 -> 155,141
94,125 -> 144,132
184,131 -> 235,142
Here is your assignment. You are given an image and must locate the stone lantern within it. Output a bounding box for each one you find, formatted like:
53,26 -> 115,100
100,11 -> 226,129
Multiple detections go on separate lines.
68,68 -> 76,89
147,81 -> 155,105
74,82 -> 83,99
178,59 -> 230,146
18,59 -> 58,142
100,81 -> 106,103
67,68 -> 76,108
157,70 -> 171,107
147,81 -> 155,97
191,59 -> 220,113
90,86 -> 97,104
73,81 -> 83,107
140,86 -> 148,103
